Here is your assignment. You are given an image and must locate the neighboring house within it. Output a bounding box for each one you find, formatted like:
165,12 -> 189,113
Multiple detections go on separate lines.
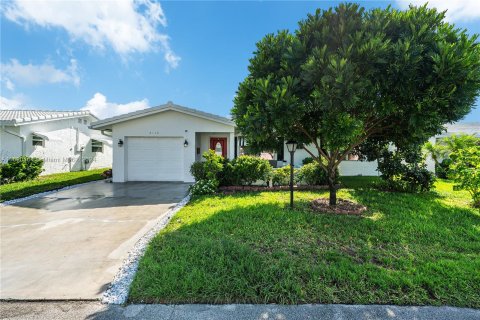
0,110 -> 112,175
266,122 -> 480,176
90,102 -> 236,183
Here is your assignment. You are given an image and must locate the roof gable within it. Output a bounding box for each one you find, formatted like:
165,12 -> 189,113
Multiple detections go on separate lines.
90,102 -> 234,129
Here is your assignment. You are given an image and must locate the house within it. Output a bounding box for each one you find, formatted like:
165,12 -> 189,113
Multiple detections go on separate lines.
90,100 -> 479,182
0,110 -> 112,175
90,102 -> 236,183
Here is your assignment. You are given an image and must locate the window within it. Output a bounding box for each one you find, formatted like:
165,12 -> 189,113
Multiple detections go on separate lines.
83,119 -> 88,125
78,119 -> 82,124
214,142 -> 223,156
91,140 -> 103,153
32,135 -> 44,147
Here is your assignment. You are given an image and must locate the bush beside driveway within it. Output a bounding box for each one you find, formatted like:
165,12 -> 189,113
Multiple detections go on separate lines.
130,178 -> 480,307
0,168 -> 107,202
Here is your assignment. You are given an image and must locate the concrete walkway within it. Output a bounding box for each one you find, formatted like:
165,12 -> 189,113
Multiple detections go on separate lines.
0,302 -> 478,320
0,181 -> 189,300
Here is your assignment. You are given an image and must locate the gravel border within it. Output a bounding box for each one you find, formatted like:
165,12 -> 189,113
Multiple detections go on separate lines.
0,180 -> 102,207
102,194 -> 191,305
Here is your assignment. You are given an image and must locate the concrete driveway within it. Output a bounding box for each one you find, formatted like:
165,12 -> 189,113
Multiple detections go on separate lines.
0,181 -> 189,300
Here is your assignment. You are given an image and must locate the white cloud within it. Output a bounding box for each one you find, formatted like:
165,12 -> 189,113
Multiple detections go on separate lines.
1,59 -> 80,88
81,92 -> 150,119
3,0 -> 180,69
396,0 -> 480,22
0,96 -> 25,110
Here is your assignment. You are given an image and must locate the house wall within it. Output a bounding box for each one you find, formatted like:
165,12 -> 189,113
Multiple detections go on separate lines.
0,127 -> 23,161
282,144 -> 380,176
0,116 -> 112,175
110,110 -> 234,182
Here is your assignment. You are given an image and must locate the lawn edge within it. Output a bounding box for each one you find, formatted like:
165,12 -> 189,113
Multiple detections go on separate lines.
0,180 -> 103,207
102,194 -> 191,305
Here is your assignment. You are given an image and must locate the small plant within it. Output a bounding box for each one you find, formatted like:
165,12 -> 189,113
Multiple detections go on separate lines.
190,150 -> 224,181
449,147 -> 480,208
301,157 -> 314,165
101,169 -> 112,179
297,162 -> 333,185
272,165 -> 294,186
231,155 -> 272,185
377,147 -> 435,193
189,179 -> 218,196
0,156 -> 44,183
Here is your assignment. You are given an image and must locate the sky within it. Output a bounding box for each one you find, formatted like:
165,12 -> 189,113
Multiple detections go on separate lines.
1,0 -> 480,122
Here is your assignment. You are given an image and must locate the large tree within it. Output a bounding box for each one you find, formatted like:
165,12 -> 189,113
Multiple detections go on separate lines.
232,3 -> 480,205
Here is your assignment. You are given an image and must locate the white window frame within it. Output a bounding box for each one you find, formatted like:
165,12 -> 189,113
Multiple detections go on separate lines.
91,139 -> 103,153
32,134 -> 44,147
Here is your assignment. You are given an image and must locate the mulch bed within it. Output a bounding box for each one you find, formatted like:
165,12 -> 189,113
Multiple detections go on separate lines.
219,184 -> 340,194
311,198 -> 367,215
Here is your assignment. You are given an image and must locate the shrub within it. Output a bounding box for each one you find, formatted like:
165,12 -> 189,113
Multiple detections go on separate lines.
296,162 -> 334,185
449,146 -> 480,207
218,158 -> 236,186
189,179 -> 218,196
0,156 -> 44,183
190,161 -> 207,181
190,150 -> 224,182
435,158 -> 452,179
377,148 -> 435,193
101,169 -> 112,179
272,165 -> 294,186
302,157 -> 314,165
231,155 -> 272,185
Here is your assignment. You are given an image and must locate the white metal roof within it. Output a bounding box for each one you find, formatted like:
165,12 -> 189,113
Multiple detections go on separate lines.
0,110 -> 97,126
90,101 -> 234,130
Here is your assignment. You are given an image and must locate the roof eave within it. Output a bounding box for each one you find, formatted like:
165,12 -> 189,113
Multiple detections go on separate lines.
90,104 -> 235,129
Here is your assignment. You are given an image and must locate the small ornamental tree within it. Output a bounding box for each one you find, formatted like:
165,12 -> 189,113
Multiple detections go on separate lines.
449,147 -> 480,208
232,4 -> 480,205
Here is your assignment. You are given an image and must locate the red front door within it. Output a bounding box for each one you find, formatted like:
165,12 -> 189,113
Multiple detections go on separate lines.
210,137 -> 227,158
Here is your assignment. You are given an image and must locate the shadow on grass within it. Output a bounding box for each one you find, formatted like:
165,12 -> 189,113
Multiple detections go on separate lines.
125,190 -> 480,307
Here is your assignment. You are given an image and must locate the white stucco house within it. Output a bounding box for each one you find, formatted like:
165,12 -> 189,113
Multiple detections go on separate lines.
90,101 -> 479,182
0,110 -> 112,175
90,102 -> 236,183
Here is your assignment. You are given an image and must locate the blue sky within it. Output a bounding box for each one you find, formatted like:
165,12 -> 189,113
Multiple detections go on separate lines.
1,1 -> 479,122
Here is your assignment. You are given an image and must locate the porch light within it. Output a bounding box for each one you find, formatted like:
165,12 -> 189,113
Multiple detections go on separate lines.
118,139 -> 124,147
184,139 -> 189,147
286,140 -> 297,153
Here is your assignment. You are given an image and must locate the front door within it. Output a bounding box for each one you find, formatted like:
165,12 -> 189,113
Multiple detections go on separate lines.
210,137 -> 227,158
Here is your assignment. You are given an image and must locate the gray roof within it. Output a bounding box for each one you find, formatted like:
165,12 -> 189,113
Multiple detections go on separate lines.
0,110 -> 97,126
90,102 -> 234,129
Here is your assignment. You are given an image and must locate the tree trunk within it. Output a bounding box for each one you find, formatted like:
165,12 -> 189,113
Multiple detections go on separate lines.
327,166 -> 337,206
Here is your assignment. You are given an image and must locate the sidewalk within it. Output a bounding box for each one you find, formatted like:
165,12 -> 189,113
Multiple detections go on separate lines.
1,301 -> 478,320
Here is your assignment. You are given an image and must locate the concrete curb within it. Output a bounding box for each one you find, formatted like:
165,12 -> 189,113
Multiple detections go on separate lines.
102,194 -> 191,304
1,301 -> 479,320
0,180 -> 103,207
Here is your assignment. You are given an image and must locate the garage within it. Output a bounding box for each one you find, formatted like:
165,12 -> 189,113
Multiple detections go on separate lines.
90,102 -> 236,183
127,137 -> 184,181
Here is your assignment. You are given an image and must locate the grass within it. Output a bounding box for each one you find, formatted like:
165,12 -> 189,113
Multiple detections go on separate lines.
129,178 -> 480,307
0,168 -> 107,202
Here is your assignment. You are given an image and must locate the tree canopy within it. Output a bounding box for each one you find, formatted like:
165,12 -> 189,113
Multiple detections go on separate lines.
232,3 -> 480,205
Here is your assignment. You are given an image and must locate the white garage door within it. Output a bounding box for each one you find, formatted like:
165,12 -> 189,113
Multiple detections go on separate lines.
127,137 -> 184,181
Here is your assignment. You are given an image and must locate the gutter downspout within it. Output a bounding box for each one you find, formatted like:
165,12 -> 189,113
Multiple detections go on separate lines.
1,126 -> 25,156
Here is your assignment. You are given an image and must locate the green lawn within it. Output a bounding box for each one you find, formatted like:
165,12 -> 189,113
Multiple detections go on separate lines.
0,168 -> 107,202
130,178 -> 480,307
